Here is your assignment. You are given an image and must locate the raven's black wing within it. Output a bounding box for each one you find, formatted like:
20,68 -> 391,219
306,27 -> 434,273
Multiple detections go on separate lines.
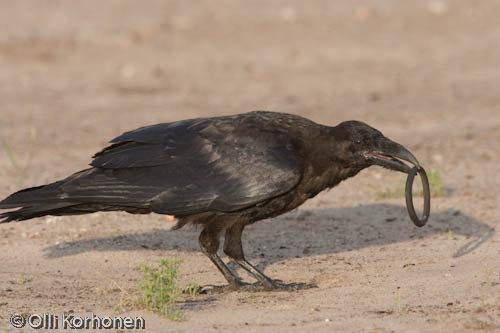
89,115 -> 304,215
1,114 -> 304,218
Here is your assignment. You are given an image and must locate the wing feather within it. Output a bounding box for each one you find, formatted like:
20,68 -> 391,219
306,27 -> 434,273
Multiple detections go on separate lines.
85,114 -> 303,215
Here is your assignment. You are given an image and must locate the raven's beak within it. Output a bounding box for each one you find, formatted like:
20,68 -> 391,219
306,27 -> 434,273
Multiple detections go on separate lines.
364,139 -> 420,174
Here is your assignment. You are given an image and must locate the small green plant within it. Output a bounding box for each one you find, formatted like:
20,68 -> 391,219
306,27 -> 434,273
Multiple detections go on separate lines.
0,138 -> 21,171
1,126 -> 38,185
374,169 -> 447,200
426,169 -> 447,197
18,273 -> 33,285
374,183 -> 405,200
109,280 -> 136,314
183,282 -> 200,297
447,229 -> 455,240
138,259 -> 183,320
395,288 -> 402,313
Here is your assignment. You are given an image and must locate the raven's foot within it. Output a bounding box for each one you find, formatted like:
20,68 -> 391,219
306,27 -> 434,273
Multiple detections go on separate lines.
263,280 -> 318,292
197,280 -> 251,294
196,280 -> 317,294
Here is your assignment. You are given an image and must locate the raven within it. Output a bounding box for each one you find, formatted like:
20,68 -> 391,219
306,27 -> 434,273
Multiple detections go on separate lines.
0,111 -> 421,291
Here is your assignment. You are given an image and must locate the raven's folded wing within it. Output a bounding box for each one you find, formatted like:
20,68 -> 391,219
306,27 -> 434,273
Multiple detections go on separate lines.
1,116 -> 303,217
89,117 -> 303,215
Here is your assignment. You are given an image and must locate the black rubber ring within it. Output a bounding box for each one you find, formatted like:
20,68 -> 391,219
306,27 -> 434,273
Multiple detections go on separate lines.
405,166 -> 431,227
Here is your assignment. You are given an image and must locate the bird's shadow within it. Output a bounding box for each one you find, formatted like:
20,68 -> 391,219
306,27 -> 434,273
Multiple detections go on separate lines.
44,204 -> 494,268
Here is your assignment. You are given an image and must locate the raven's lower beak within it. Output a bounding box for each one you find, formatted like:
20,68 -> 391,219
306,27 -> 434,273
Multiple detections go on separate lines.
364,140 -> 420,174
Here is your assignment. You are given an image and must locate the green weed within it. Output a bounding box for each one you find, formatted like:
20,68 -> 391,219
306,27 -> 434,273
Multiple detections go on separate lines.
426,169 -> 447,197
138,259 -> 183,321
18,273 -> 33,285
396,288 -> 402,313
0,138 -> 21,171
109,280 -> 136,314
1,126 -> 38,185
374,183 -> 405,200
183,282 -> 200,297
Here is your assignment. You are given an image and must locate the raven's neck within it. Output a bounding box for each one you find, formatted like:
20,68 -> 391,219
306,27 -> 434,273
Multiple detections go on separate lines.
305,125 -> 365,191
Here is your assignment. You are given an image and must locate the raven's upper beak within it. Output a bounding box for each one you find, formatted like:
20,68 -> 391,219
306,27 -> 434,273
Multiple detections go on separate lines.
364,139 -> 420,174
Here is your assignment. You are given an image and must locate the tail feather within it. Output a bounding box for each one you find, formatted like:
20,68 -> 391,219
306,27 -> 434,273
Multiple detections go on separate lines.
0,203 -> 152,223
1,167 -> 159,223
0,184 -> 59,209
0,203 -> 78,223
1,181 -> 78,222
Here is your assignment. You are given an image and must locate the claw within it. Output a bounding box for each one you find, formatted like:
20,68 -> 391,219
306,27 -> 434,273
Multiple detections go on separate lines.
196,281 -> 317,294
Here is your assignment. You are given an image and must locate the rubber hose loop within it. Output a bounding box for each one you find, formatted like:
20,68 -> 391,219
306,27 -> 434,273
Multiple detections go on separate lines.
405,166 -> 431,227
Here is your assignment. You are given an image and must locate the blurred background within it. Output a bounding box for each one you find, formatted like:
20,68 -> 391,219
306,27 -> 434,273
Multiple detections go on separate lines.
0,0 -> 498,198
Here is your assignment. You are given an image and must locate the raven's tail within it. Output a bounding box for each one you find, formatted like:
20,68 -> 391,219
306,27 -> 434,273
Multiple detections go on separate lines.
1,168 -> 158,223
0,183 -> 84,223
0,202 -> 80,223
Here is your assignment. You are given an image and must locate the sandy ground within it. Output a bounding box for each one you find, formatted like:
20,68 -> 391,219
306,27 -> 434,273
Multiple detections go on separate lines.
0,1 -> 499,332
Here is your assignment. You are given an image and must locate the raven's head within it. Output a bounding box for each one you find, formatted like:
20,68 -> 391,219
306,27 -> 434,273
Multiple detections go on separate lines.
333,120 -> 420,173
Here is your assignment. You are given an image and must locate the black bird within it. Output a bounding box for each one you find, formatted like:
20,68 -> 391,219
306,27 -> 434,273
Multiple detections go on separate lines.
0,111 -> 420,291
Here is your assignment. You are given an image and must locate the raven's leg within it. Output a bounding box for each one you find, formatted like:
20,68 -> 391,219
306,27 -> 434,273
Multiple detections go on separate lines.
199,222 -> 243,290
224,223 -> 317,291
223,223 -> 277,290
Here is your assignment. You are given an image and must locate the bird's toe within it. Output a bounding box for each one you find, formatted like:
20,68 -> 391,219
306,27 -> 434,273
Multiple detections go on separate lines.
195,280 -> 317,294
244,280 -> 317,292
196,281 -> 251,294
196,285 -> 228,294
271,280 -> 318,291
